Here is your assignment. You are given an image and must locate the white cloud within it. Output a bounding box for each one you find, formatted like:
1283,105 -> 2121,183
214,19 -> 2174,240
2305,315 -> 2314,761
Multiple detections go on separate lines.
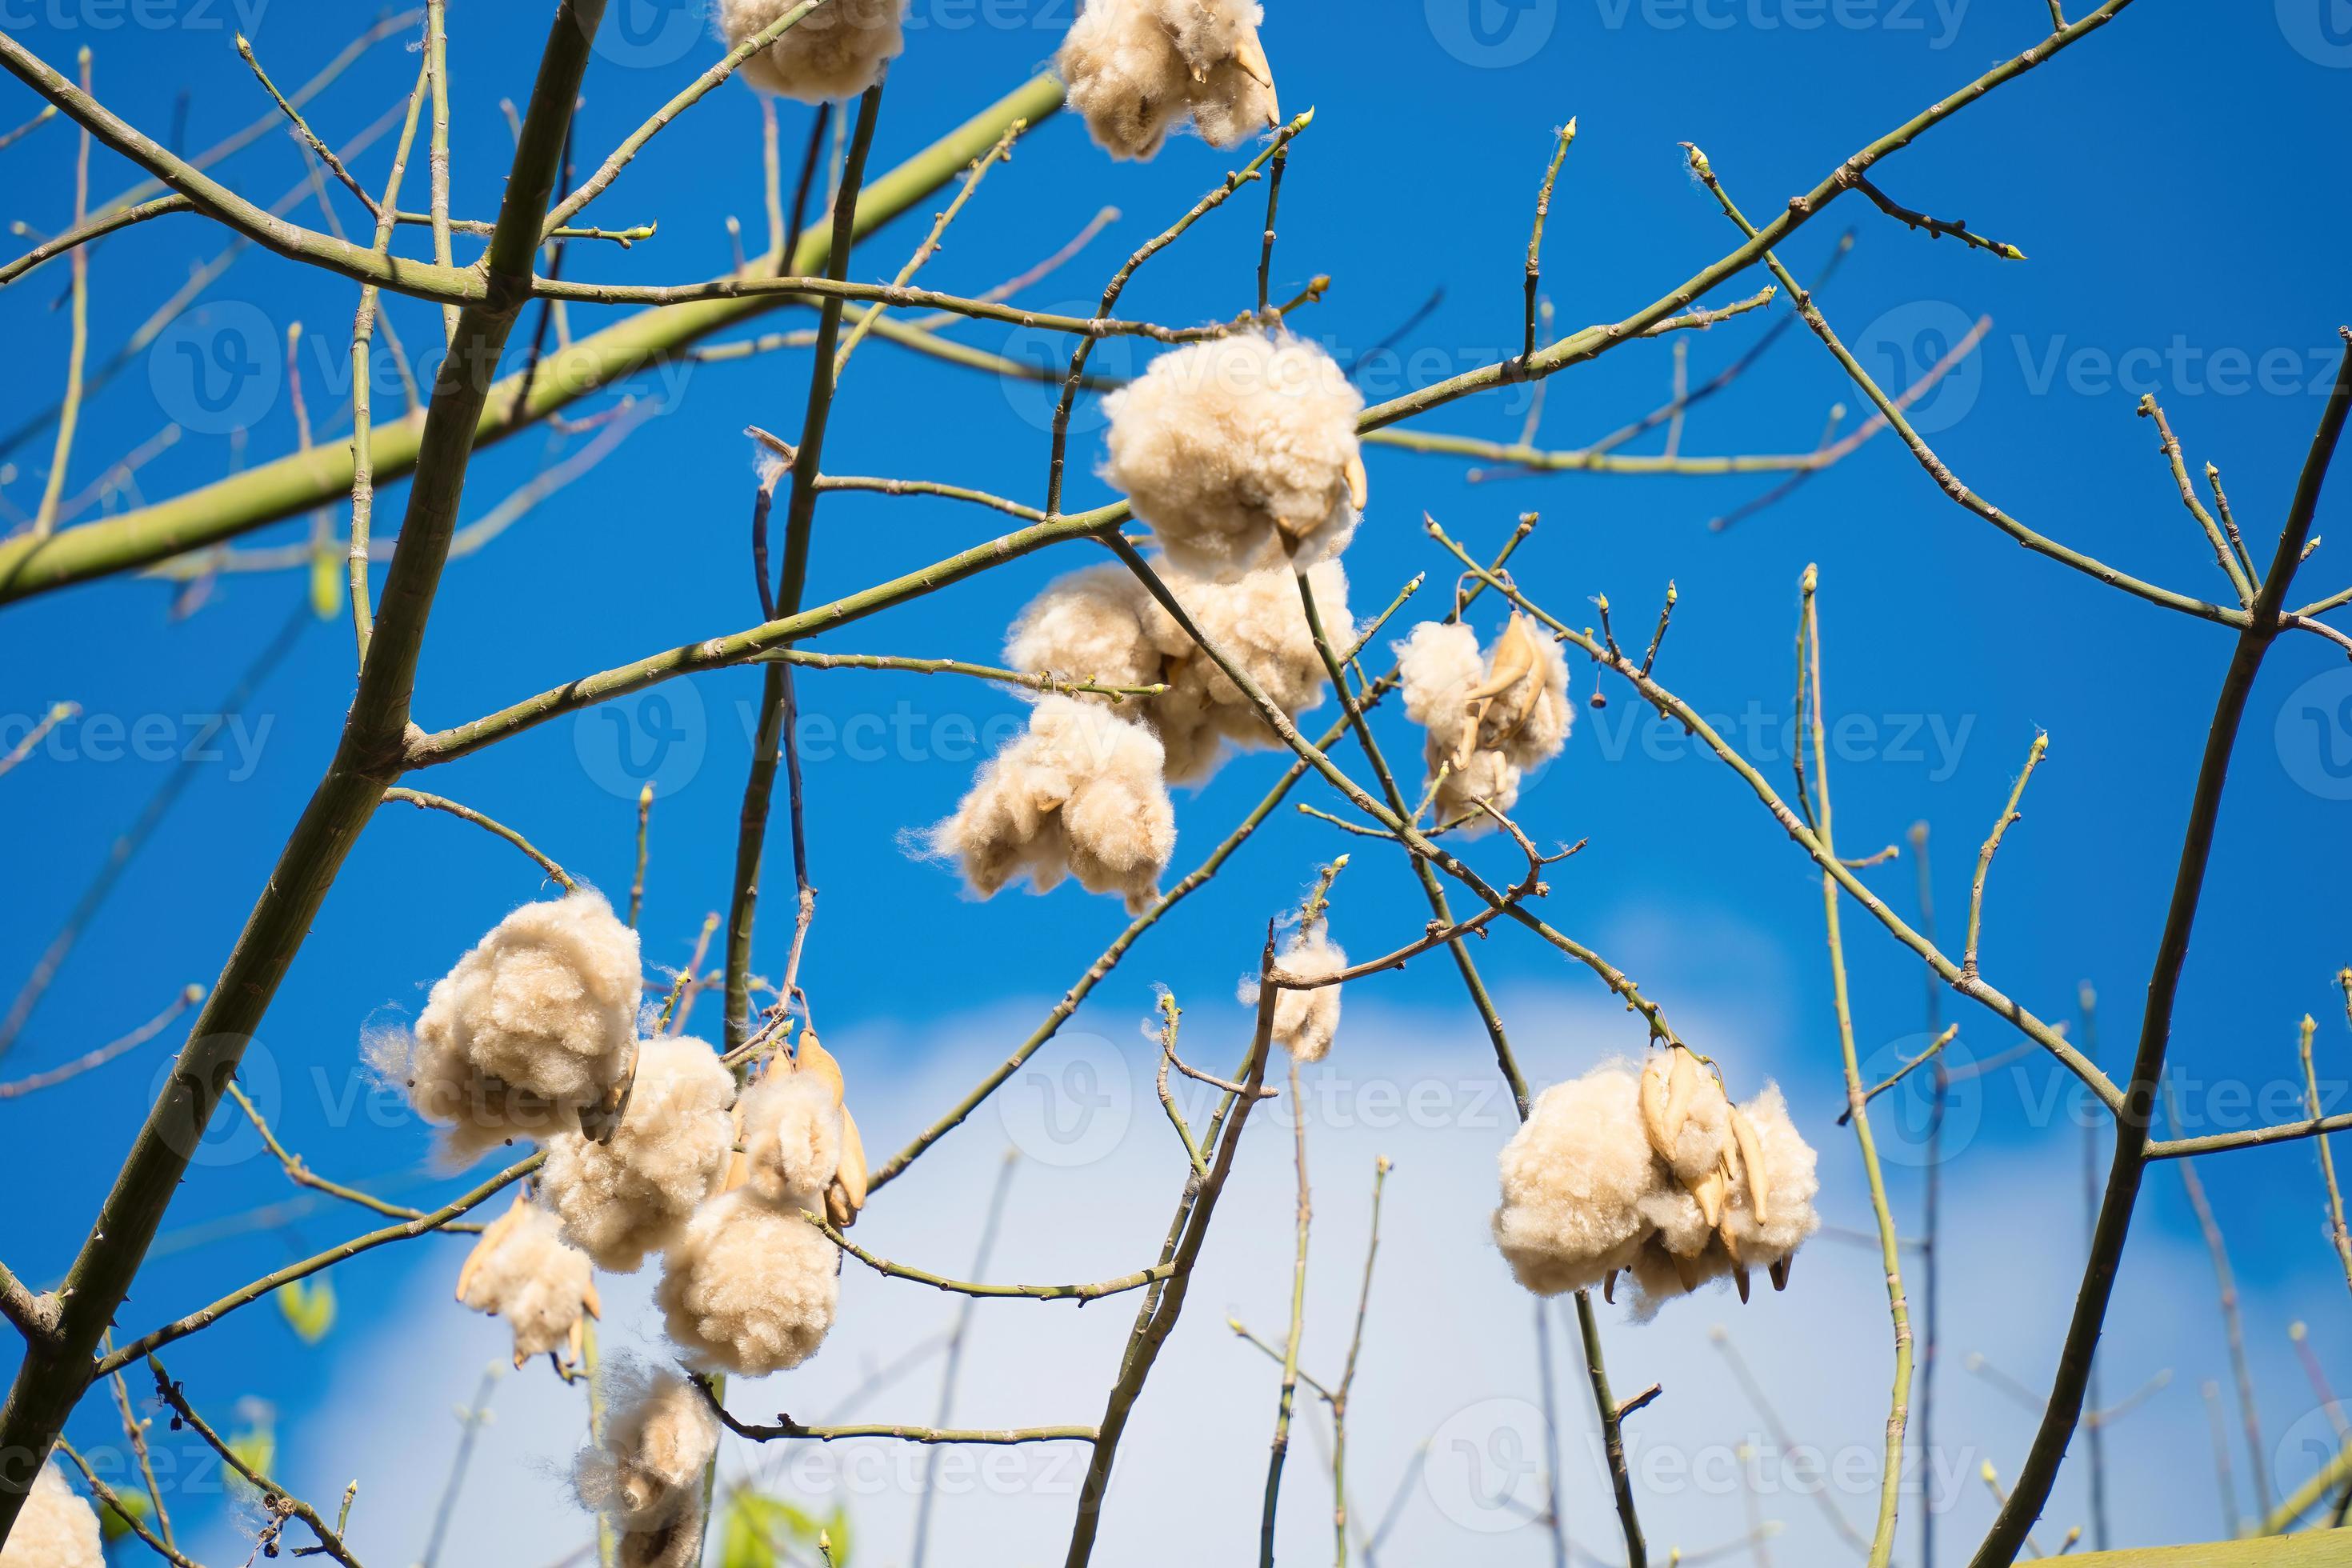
199,990 -> 2352,1566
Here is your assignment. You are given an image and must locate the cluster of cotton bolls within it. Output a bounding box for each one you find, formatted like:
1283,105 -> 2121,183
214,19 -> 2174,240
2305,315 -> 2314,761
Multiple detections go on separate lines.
374,891 -> 878,1553
1057,0 -> 1279,159
1397,611 -> 1573,832
1492,1046 -> 1819,1318
574,1363 -> 722,1568
658,1031 -> 866,1377
1103,333 -> 1366,580
455,1195 -> 602,1370
0,1463 -> 102,1568
374,890 -> 644,1162
927,329 -> 1367,916
716,0 -> 905,104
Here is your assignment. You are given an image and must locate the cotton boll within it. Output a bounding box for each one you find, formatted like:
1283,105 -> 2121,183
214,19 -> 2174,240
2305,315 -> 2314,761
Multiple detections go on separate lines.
1134,558 -> 1351,781
926,696 -> 1176,914
1004,564 -> 1162,694
718,0 -> 904,103
1396,621 -> 1483,760
1493,629 -> 1573,770
1240,927 -> 1346,1062
739,1067 -> 843,1204
540,1038 -> 736,1273
1102,333 -> 1364,581
455,1198 -> 599,1367
1057,0 -> 1192,160
0,1462 -> 102,1568
1058,0 -> 1277,158
658,1187 -> 840,1376
1722,1084 -> 1822,1272
1186,53 -> 1279,148
1491,1066 -> 1662,1297
575,1363 -> 718,1534
405,890 -> 642,1162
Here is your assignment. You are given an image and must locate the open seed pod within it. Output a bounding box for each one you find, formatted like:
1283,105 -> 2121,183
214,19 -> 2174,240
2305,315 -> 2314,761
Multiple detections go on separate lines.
795,1031 -> 868,1228
1454,613 -> 1545,771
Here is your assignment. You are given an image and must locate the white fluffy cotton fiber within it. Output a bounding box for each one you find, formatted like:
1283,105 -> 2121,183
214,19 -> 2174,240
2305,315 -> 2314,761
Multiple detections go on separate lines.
718,0 -> 904,103
540,1036 -> 737,1274
1102,333 -> 1365,581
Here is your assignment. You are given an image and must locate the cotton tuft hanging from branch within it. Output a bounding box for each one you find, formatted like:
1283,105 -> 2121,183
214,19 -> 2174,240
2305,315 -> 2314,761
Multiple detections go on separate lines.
1397,612 -> 1570,830
454,1194 -> 602,1370
718,0 -> 906,103
1057,0 -> 1279,159
574,1363 -> 720,1568
1004,556 -> 1355,782
654,1030 -> 863,1376
539,1036 -> 737,1273
922,694 -> 1178,914
1492,1047 -> 1819,1316
1102,332 -> 1365,580
374,890 -> 644,1163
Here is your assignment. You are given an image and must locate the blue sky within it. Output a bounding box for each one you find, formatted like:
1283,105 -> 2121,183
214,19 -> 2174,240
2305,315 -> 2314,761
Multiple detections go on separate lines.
2,0 -> 2350,1561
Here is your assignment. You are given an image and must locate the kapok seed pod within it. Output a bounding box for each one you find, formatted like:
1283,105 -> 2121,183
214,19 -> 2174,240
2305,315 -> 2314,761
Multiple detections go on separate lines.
793,1029 -> 846,1106
1662,1046 -> 1700,1149
1668,1250 -> 1704,1293
1727,1105 -> 1771,1226
1733,1265 -> 1751,1304
1230,27 -> 1277,118
825,1183 -> 856,1230
1769,1254 -> 1793,1292
834,1105 -> 870,1213
1690,1164 -> 1726,1230
1639,1054 -> 1674,1164
1602,1270 -> 1618,1305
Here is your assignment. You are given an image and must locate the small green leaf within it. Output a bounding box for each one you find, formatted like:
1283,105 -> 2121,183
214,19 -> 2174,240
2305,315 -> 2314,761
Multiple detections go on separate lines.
276,1277 -> 336,1345
309,546 -> 344,622
720,1490 -> 838,1568
98,1487 -> 147,1542
226,1407 -> 277,1499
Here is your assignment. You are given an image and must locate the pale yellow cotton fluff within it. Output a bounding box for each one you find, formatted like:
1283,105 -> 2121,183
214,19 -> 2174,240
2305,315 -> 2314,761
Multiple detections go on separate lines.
455,1197 -> 599,1367
1005,557 -> 1353,785
1240,926 -> 1347,1062
657,1187 -> 840,1377
1491,1065 -> 1665,1296
393,890 -> 642,1162
0,1463 -> 102,1568
1720,1084 -> 1822,1273
925,695 -> 1176,914
1057,0 -> 1278,160
718,0 -> 904,103
738,1067 -> 843,1204
1102,332 -> 1364,581
540,1037 -> 736,1274
1396,615 -> 1571,834
1003,563 -> 1164,696
575,1363 -> 718,1542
